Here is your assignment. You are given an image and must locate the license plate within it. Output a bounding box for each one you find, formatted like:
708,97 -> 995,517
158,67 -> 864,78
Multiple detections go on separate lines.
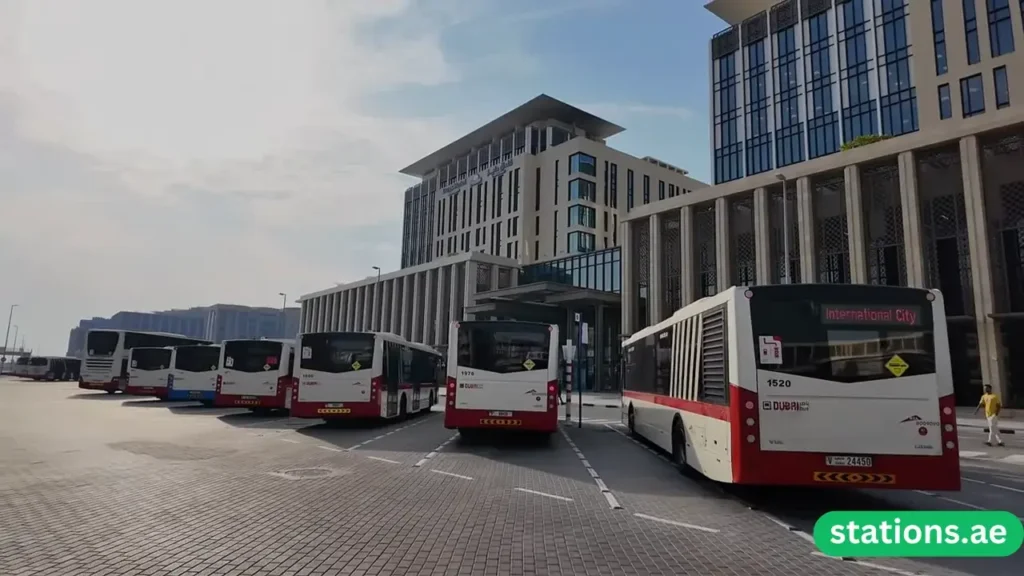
189,391 -> 202,398
826,455 -> 873,467
489,411 -> 512,417
326,403 -> 345,408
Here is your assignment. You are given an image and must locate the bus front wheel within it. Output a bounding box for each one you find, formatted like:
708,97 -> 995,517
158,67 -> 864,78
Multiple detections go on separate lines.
671,418 -> 688,473
399,395 -> 408,420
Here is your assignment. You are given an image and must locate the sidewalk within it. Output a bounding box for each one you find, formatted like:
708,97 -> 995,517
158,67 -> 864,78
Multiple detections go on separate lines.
438,388 -> 621,408
956,407 -> 1021,434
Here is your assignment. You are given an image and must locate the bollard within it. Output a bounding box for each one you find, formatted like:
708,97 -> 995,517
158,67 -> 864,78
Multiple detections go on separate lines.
564,364 -> 573,421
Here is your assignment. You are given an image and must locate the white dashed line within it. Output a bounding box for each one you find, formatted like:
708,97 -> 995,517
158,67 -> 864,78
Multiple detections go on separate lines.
279,438 -> 300,444
561,427 -> 622,509
811,553 -> 927,576
346,417 -> 430,451
936,496 -> 986,510
413,432 -> 458,467
431,469 -> 473,481
633,513 -> 720,534
962,477 -> 986,484
317,445 -> 342,452
514,487 -> 573,502
366,456 -> 400,464
990,483 -> 1024,494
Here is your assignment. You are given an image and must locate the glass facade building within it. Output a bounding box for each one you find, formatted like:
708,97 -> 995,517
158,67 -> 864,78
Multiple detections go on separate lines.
520,247 -> 622,294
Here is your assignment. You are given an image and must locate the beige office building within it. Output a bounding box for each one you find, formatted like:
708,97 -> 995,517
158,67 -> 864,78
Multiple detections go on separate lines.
621,0 -> 1024,407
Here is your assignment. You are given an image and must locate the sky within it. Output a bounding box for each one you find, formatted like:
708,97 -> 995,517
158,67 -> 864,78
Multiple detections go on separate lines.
0,0 -> 724,356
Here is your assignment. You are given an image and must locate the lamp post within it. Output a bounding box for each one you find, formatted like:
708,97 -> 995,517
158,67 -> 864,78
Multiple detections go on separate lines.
2,304 -> 17,371
277,292 -> 287,337
371,266 -> 381,331
12,325 -> 18,352
775,174 -> 791,284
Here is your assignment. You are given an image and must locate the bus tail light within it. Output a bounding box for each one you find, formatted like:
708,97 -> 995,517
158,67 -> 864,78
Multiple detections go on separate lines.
215,374 -> 222,393
547,380 -> 557,410
276,375 -> 290,397
370,376 -> 382,403
447,376 -> 456,407
939,395 -> 957,452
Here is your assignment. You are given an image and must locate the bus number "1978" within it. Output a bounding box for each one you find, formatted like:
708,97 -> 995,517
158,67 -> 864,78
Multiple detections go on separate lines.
765,379 -> 791,387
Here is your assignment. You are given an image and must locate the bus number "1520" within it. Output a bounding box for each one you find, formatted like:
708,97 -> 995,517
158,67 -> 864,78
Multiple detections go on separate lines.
765,379 -> 792,387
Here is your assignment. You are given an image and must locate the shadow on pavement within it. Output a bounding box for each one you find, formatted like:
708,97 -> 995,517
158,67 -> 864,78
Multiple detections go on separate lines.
437,426 -> 593,484
66,393 -> 124,401
296,410 -> 441,449
121,399 -> 194,408
214,410 -> 308,431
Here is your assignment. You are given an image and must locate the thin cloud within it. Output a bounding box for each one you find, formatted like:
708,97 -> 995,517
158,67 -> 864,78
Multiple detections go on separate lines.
585,102 -> 695,122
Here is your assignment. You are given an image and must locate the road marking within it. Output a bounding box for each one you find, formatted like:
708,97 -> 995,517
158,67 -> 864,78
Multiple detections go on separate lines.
1000,454 -> 1024,465
413,432 -> 458,467
366,456 -> 400,464
991,483 -> 1024,494
958,450 -> 988,458
346,416 -> 430,451
633,513 -> 720,534
962,477 -> 985,484
937,495 -> 986,510
279,438 -> 300,444
317,445 -> 342,452
560,427 -> 623,509
431,469 -> 473,481
514,487 -> 573,502
811,553 -> 925,576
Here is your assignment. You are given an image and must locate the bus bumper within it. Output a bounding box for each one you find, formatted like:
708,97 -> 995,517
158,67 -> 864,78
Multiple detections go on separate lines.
79,380 -> 119,393
213,393 -> 283,409
166,389 -> 215,402
123,385 -> 169,399
444,409 -> 557,433
290,400 -> 380,419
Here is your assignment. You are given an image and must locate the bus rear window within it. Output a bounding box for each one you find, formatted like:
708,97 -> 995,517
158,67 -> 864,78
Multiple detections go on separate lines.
751,295 -> 935,383
87,331 -> 119,356
223,341 -> 282,373
29,357 -> 48,366
175,346 -> 220,372
131,348 -> 172,371
300,333 -> 374,373
457,323 -> 550,375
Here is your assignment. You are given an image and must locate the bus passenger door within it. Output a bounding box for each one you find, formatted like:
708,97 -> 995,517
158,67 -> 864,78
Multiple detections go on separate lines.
408,349 -> 421,411
385,343 -> 400,417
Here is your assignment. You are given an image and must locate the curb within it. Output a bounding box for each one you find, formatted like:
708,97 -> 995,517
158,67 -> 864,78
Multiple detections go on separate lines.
580,403 -> 620,408
958,422 -> 1018,434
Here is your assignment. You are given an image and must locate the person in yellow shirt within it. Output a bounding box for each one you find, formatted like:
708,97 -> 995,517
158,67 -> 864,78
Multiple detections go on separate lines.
973,385 -> 1004,447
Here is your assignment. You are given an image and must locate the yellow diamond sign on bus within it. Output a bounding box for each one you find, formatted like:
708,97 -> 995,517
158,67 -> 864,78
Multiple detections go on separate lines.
351,360 -> 361,371
885,354 -> 908,377
523,358 -> 536,371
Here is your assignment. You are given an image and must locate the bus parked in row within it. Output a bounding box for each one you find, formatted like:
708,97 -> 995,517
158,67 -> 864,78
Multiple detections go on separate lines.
291,331 -> 442,421
166,344 -> 222,404
214,338 -> 295,413
21,356 -> 81,381
621,284 -> 959,492
80,330 -> 211,393
124,347 -> 174,398
444,321 -> 560,437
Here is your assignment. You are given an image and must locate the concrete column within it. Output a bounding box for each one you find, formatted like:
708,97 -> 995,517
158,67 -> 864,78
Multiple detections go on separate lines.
463,261 -> 478,321
310,299 -> 318,332
621,219 -> 635,336
449,264 -> 461,325
434,267 -> 447,346
753,187 -> 771,284
960,135 -> 1007,400
365,285 -> 375,331
354,287 -> 365,331
344,290 -> 355,331
412,272 -> 424,342
680,206 -> 696,305
648,214 -> 663,323
489,264 -> 500,291
796,177 -> 816,283
898,151 -> 926,288
844,164 -> 868,284
715,196 -> 731,291
317,296 -> 326,331
401,275 -> 413,338
381,281 -> 392,332
300,301 -> 309,332
389,279 -> 401,334
595,304 -> 605,392
370,282 -> 382,331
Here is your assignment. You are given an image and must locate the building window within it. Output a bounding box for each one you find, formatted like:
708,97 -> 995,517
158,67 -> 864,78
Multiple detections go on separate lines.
877,0 -> 918,137
658,180 -> 666,200
994,66 -> 1010,108
988,0 -> 1015,57
960,73 -> 986,117
713,50 -> 743,183
569,153 -> 597,177
964,0 -> 981,64
931,0 -> 947,75
534,168 -> 541,211
745,37 -> 772,176
609,163 -> 618,208
568,178 -> 596,202
839,0 -> 878,142
774,25 -> 804,167
602,161 -> 609,206
938,83 -> 952,119
553,210 -> 558,254
554,160 -> 559,205
568,205 -> 596,228
643,175 -> 650,204
567,231 -> 596,254
805,11 -> 839,159
626,169 -> 635,210
613,214 -> 618,245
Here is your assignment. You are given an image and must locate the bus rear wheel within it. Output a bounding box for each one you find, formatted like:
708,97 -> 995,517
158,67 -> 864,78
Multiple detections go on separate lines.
671,418 -> 688,473
399,396 -> 408,420
627,406 -> 637,436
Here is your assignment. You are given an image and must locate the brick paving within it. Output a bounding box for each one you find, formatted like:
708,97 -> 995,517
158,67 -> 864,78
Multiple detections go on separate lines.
0,378 -> 984,575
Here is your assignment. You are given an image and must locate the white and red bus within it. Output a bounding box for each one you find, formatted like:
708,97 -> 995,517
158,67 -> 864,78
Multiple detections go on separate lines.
124,347 -> 174,398
214,338 -> 295,412
291,331 -> 442,421
444,321 -> 560,437
621,284 -> 959,491
80,330 -> 211,393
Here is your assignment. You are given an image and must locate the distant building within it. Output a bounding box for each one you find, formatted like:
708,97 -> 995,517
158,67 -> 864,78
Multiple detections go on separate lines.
66,304 -> 300,357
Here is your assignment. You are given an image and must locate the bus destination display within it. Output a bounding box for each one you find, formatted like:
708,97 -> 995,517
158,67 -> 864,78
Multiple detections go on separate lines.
821,305 -> 922,326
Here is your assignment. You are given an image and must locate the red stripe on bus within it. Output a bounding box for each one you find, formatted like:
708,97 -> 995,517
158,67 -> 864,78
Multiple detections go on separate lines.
622,390 -> 730,422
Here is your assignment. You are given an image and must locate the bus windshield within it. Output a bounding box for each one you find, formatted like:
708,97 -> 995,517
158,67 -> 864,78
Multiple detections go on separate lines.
87,331 -> 119,356
175,346 -> 220,372
29,357 -> 48,366
300,333 -> 374,373
457,322 -> 550,375
750,287 -> 936,383
15,358 -> 29,366
223,341 -> 282,373
132,348 -> 172,371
